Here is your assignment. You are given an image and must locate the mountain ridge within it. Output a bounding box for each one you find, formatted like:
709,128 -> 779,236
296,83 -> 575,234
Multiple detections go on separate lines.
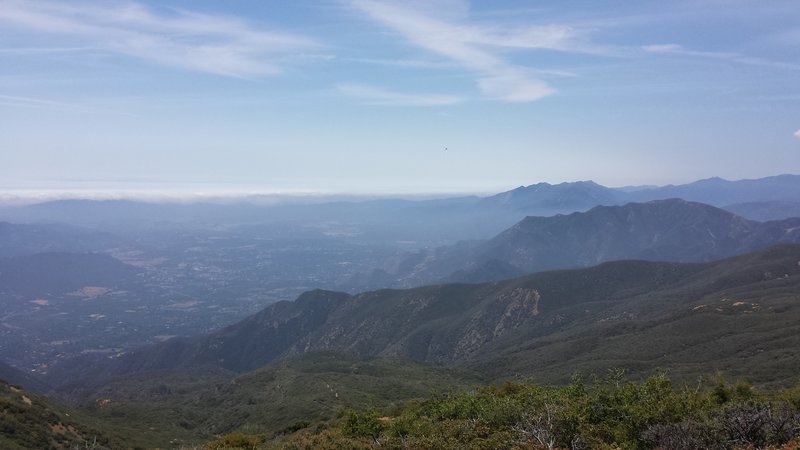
389,199 -> 800,286
51,244 -> 800,388
5,175 -> 800,242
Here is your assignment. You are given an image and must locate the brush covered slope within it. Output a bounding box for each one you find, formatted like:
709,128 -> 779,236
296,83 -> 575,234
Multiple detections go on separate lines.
59,353 -> 479,448
64,244 -> 800,388
468,245 -> 800,385
0,361 -> 49,394
0,380 -> 114,450
263,374 -> 800,450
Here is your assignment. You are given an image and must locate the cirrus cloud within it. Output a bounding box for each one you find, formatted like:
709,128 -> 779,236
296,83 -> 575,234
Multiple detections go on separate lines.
346,0 -> 574,102
0,0 -> 320,77
642,43 -> 800,71
337,83 -> 463,106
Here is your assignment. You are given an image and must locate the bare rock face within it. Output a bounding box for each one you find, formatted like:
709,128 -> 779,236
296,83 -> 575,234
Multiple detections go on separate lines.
454,288 -> 540,359
494,288 -> 541,337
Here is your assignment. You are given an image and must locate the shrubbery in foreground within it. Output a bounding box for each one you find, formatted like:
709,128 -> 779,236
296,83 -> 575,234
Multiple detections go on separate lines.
206,372 -> 800,449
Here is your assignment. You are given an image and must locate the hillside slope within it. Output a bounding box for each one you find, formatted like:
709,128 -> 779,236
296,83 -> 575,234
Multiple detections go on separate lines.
0,361 -> 49,394
57,353 -> 478,448
57,244 -> 800,387
0,380 -> 113,450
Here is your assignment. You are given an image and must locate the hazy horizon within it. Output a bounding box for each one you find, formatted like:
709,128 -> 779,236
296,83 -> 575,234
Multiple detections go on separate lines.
0,173 -> 798,206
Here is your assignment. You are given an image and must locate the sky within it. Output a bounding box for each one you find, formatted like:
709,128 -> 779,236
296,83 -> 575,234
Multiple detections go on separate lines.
1,0 -> 799,198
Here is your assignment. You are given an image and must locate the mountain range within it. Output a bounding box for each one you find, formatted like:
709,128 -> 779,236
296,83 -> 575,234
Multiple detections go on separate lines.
627,174 -> 800,206
50,243 -> 800,389
387,199 -> 800,287
3,175 -> 800,244
477,174 -> 800,218
2,176 -> 800,448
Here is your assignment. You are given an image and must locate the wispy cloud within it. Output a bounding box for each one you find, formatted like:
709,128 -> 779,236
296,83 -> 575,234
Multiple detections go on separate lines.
0,93 -> 69,107
794,129 -> 800,139
337,83 -> 463,106
642,43 -> 800,71
344,0 -> 589,102
0,93 -> 134,115
0,0 -> 319,77
341,56 -> 456,70
0,46 -> 99,54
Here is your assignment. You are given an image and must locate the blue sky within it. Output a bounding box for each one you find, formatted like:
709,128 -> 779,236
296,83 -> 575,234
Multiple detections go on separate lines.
1,0 -> 799,197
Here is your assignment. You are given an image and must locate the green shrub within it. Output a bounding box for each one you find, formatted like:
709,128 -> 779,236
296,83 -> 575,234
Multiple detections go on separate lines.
265,373 -> 800,450
339,409 -> 383,441
204,432 -> 263,449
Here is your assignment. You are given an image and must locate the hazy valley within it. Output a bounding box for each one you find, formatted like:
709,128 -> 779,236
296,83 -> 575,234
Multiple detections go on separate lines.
0,175 -> 800,448
5,0 -> 800,446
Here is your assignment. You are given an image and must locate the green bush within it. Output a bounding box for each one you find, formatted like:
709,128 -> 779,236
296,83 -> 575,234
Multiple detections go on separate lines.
204,432 -> 263,449
339,409 -> 384,441
261,374 -> 800,449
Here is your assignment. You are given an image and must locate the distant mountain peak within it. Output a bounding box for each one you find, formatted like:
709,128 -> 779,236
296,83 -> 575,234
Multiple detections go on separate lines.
484,180 -> 622,212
